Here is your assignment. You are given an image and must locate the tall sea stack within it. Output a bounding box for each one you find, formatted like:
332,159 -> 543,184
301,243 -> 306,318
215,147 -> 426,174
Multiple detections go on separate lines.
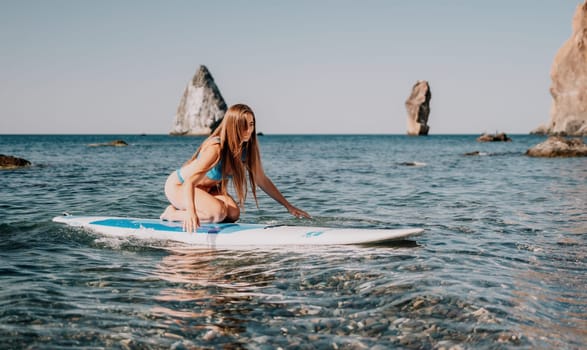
405,80 -> 431,136
170,65 -> 227,136
533,1 -> 587,136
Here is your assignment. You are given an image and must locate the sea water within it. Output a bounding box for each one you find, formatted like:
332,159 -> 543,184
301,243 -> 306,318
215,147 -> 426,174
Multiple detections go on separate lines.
0,134 -> 585,349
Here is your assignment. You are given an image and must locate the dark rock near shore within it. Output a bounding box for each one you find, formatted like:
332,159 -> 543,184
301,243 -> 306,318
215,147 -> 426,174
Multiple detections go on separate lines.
526,136 -> 587,157
405,80 -> 431,136
0,154 -> 31,169
87,140 -> 128,147
476,133 -> 512,142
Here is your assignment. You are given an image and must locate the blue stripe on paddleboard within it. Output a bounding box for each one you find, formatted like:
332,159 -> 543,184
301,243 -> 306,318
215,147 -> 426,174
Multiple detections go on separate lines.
89,218 -> 265,234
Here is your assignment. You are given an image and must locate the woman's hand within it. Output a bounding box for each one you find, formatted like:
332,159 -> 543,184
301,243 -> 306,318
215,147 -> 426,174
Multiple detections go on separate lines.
288,205 -> 312,219
254,164 -> 312,220
183,210 -> 200,233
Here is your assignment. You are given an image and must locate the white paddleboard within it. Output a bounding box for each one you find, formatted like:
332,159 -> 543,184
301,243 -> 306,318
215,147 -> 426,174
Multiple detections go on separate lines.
52,215 -> 424,248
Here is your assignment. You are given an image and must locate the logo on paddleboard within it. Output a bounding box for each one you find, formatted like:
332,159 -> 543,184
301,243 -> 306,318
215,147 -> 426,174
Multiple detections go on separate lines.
305,231 -> 324,238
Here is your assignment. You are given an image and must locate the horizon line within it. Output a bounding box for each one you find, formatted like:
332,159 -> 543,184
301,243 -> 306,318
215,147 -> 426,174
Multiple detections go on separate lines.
0,132 -> 544,136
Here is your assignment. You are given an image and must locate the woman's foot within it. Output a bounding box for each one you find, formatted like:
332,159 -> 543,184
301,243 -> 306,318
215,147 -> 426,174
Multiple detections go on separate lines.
160,205 -> 178,221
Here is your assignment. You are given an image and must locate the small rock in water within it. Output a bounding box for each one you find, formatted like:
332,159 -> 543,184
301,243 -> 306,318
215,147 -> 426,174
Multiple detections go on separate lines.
88,140 -> 128,147
0,154 -> 31,169
476,132 -> 512,142
464,151 -> 489,156
399,161 -> 426,167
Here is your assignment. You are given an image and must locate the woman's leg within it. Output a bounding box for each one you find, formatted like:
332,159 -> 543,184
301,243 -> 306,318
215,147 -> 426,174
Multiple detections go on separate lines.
161,186 -> 228,223
213,194 -> 240,222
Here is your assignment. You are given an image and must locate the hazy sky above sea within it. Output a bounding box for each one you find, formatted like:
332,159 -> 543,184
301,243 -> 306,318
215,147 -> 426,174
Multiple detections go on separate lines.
0,0 -> 582,134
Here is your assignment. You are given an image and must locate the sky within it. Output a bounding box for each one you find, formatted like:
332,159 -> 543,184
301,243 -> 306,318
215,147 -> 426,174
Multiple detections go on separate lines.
0,0 -> 582,134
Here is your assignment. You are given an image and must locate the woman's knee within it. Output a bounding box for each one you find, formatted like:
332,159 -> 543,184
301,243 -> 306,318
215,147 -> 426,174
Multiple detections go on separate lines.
224,205 -> 240,222
209,201 -> 228,223
214,195 -> 239,222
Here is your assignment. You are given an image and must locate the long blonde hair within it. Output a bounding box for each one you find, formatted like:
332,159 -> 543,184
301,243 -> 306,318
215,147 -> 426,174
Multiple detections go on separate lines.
187,104 -> 260,208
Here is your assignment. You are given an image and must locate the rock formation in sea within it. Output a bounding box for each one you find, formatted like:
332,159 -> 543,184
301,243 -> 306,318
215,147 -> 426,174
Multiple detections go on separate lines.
170,65 -> 227,136
0,154 -> 31,169
87,140 -> 128,147
405,80 -> 431,136
532,1 -> 587,136
526,136 -> 587,157
477,133 -> 512,142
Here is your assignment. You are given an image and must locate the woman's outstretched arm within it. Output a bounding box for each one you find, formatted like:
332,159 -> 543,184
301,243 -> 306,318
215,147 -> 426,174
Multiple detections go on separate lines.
253,163 -> 311,219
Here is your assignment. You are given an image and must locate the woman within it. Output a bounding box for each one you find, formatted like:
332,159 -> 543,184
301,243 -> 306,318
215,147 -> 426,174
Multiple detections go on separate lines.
160,103 -> 311,232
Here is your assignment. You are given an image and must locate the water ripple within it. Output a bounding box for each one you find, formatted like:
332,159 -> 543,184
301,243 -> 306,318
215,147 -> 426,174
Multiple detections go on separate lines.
1,135 -> 586,348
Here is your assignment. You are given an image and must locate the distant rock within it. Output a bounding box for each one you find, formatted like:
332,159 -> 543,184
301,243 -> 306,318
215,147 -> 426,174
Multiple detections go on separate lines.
399,161 -> 427,167
170,65 -> 227,136
529,124 -> 549,136
464,151 -> 489,156
526,136 -> 587,157
88,140 -> 128,147
532,1 -> 587,136
477,133 -> 512,142
405,80 -> 431,136
0,154 -> 31,169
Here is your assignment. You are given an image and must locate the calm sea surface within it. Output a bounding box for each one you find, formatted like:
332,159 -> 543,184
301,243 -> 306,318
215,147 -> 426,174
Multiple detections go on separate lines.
1,134 -> 586,349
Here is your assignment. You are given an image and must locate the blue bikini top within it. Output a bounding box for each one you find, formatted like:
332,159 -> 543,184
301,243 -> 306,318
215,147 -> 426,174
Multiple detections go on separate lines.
177,137 -> 246,183
206,157 -> 223,181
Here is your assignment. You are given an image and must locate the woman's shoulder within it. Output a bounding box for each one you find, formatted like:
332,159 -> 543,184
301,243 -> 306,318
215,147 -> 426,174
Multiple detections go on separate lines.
199,137 -> 221,158
209,136 -> 221,143
202,136 -> 221,148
